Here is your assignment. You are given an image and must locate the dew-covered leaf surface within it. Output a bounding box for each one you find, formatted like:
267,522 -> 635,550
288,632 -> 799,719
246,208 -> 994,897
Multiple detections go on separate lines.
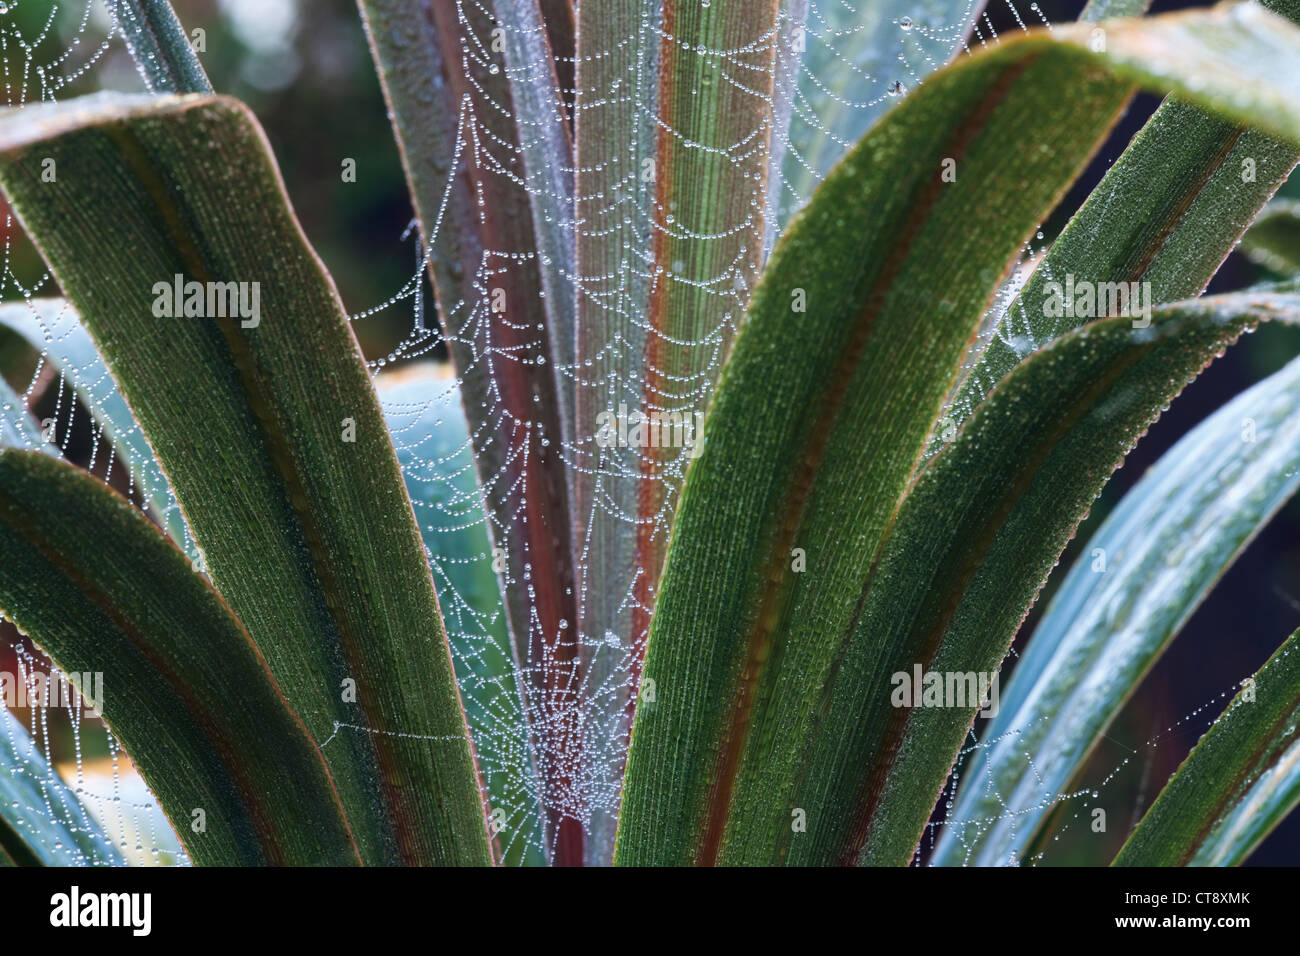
935,295 -> 1300,867
616,5 -> 1300,864
0,92 -> 490,866
0,450 -> 360,866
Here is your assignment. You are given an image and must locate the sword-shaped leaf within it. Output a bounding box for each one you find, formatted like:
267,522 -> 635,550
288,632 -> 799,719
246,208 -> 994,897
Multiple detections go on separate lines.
934,329 -> 1300,866
761,289 -> 1300,866
0,449 -> 360,865
935,0 -> 1300,449
0,92 -> 491,865
1115,628 -> 1300,866
615,6 -> 1300,865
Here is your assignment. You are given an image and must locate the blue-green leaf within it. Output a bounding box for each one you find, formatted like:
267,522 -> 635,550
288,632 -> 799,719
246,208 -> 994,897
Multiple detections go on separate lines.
0,707 -> 123,866
935,327 -> 1300,866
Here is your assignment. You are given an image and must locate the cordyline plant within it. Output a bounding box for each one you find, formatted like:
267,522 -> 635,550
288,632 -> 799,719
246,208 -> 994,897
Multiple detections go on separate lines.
2,0 -> 1300,868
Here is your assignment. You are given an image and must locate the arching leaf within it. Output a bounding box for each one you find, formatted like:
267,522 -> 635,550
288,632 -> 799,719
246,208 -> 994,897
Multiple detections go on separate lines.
0,450 -> 360,866
934,308 -> 1300,867
936,0 -> 1300,448
615,3 -> 1300,864
1115,628 -> 1300,866
0,92 -> 491,866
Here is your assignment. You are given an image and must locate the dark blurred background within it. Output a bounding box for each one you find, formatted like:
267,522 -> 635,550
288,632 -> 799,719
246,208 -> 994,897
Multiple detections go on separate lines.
0,0 -> 1298,865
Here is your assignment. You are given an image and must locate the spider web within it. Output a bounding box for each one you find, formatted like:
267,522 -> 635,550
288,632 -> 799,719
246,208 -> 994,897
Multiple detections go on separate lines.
357,0 -> 1052,864
0,0 -> 1252,868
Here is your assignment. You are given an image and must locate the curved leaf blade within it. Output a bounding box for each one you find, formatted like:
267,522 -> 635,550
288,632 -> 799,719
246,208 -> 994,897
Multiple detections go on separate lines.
934,329 -> 1300,867
615,6 -> 1300,867
812,292 -> 1300,867
0,450 -> 360,866
0,92 -> 491,865
936,0 -> 1300,447
0,299 -> 188,550
1241,198 -> 1300,277
1115,628 -> 1300,866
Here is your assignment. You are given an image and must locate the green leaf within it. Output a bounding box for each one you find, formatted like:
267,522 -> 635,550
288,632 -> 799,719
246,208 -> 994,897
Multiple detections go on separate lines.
359,0 -> 579,861
631,0 -> 784,587
0,708 -> 123,866
1241,199 -> 1300,277
378,367 -> 547,866
1115,628 -> 1300,866
786,292 -> 1300,867
933,300 -> 1300,867
615,6 -> 1300,866
0,92 -> 491,865
938,0 -> 1300,446
0,450 -> 361,865
108,0 -> 213,94
573,0 -> 788,863
0,299 -> 189,551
